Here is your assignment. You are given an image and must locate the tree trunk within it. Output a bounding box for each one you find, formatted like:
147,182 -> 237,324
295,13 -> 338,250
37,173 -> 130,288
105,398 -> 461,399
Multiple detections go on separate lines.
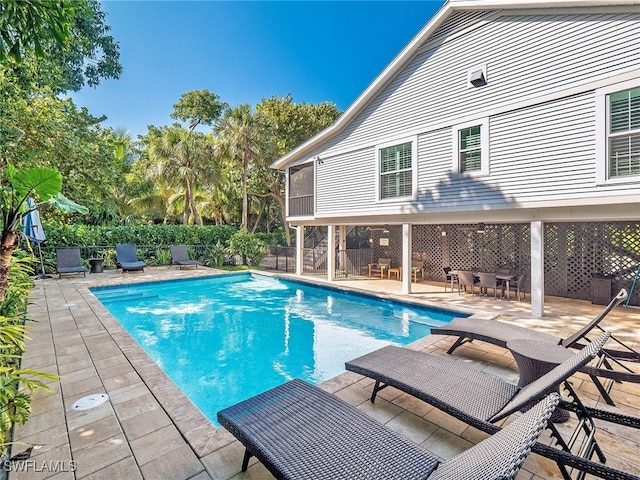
251,197 -> 266,233
241,157 -> 248,230
187,178 -> 202,225
0,230 -> 18,303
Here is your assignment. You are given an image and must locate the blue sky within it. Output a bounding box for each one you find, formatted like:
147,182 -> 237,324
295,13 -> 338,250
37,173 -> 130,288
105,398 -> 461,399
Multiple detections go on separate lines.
72,1 -> 445,138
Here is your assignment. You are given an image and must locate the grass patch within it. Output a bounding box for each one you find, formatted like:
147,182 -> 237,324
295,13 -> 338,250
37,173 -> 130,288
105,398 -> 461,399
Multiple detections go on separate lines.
218,265 -> 266,271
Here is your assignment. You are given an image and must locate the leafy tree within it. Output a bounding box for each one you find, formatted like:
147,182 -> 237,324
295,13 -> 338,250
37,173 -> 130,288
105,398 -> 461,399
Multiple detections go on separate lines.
255,95 -> 341,244
0,0 -> 76,63
0,0 -> 121,94
171,89 -> 227,132
216,104 -> 266,230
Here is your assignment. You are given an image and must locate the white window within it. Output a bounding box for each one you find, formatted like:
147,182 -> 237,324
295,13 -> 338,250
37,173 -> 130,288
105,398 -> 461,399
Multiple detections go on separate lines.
608,87 -> 640,178
452,118 -> 489,176
377,138 -> 416,201
596,78 -> 640,184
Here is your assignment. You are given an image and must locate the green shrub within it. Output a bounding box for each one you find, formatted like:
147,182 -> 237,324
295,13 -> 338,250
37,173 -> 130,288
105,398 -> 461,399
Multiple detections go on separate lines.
229,230 -> 267,266
0,254 -> 57,456
201,242 -> 229,268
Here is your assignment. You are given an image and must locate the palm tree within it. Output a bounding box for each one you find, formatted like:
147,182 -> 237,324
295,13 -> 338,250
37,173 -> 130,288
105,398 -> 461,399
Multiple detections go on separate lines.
215,104 -> 264,230
147,126 -> 216,225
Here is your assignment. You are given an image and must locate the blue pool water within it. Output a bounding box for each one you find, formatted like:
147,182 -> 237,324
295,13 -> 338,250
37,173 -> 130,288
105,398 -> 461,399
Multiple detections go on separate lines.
91,273 -> 465,426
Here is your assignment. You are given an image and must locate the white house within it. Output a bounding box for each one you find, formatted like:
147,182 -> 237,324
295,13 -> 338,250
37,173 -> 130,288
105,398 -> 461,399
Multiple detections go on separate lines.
272,0 -> 640,316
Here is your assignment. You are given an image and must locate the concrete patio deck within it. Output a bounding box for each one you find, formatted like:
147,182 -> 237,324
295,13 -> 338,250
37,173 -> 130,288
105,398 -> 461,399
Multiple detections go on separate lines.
11,267 -> 640,479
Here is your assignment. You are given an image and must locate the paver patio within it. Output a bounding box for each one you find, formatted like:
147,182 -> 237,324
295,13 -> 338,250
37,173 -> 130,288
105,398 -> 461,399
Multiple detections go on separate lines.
11,267 -> 640,479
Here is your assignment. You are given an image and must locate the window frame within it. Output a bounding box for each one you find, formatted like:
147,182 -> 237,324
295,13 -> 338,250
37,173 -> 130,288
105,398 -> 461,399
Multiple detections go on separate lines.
452,117 -> 490,177
595,77 -> 640,185
375,136 -> 418,203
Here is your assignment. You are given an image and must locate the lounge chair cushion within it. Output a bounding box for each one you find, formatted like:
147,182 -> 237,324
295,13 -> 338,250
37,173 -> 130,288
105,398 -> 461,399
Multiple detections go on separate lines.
116,244 -> 146,272
56,248 -> 88,278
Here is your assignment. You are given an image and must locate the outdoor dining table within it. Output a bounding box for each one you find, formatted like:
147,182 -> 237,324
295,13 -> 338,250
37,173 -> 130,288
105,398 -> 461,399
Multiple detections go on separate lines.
449,270 -> 518,300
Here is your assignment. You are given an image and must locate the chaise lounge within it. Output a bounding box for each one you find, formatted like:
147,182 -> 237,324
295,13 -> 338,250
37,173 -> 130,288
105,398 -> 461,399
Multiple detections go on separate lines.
115,243 -> 146,272
56,247 -> 89,278
218,378 -> 559,480
431,289 -> 639,404
170,245 -> 200,269
345,333 -> 640,480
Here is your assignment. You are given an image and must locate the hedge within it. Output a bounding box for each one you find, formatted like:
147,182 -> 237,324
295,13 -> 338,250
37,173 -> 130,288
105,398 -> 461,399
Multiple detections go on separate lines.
42,223 -> 237,249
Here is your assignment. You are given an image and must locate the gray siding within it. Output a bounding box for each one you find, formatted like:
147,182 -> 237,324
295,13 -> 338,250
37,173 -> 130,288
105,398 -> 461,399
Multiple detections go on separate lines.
322,11 -> 639,152
309,10 -> 639,216
316,147 -> 375,214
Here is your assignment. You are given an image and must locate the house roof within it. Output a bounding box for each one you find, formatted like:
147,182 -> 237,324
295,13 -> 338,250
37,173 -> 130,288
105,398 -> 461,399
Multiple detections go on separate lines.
271,0 -> 640,170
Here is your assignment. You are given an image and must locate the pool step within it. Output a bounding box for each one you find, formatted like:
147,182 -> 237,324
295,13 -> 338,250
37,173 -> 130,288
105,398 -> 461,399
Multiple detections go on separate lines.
96,291 -> 160,303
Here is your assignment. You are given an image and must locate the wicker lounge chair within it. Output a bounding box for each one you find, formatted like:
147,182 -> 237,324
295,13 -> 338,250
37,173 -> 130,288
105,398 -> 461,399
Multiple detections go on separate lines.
170,245 -> 200,269
115,243 -> 146,272
431,288 -> 639,405
346,332 -> 640,480
56,247 -> 88,278
218,378 -> 559,480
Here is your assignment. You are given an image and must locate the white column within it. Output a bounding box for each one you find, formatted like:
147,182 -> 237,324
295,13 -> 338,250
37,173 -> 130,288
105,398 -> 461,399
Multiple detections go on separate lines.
296,225 -> 304,276
531,220 -> 544,317
402,223 -> 411,295
327,225 -> 336,282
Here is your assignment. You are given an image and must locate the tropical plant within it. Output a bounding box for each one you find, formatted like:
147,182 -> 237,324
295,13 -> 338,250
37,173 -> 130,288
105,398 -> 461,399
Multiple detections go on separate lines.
201,242 -> 229,268
0,255 -> 58,457
147,126 -> 217,225
0,165 -> 87,301
155,248 -> 172,266
216,104 -> 266,230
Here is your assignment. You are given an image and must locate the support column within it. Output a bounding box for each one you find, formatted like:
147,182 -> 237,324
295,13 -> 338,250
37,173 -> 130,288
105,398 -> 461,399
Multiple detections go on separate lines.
327,225 -> 336,282
531,220 -> 544,317
402,223 -> 411,295
338,226 -> 347,274
296,225 -> 304,276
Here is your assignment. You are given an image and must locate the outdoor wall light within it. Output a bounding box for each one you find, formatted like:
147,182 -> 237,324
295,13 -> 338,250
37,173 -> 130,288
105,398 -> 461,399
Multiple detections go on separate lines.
476,223 -> 486,234
315,156 -> 323,165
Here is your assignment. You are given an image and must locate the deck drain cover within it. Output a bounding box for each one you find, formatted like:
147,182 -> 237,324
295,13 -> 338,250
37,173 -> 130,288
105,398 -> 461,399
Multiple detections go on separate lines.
72,394 -> 109,411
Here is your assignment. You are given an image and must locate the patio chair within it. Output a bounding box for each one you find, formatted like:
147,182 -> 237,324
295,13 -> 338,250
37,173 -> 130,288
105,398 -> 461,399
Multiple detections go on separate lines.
346,332 -> 640,480
368,258 -> 390,278
218,377 -> 559,480
170,245 -> 200,269
431,288 -> 639,405
411,260 -> 424,282
56,247 -> 88,278
477,272 -> 499,299
443,267 -> 457,292
456,270 -> 478,295
115,244 -> 146,272
508,274 -> 527,301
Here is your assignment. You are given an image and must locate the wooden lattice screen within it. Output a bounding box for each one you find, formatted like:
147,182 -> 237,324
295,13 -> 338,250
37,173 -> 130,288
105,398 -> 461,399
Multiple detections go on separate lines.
367,222 -> 639,305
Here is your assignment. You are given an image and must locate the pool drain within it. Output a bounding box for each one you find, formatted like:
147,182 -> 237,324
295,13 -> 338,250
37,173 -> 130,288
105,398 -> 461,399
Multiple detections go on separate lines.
71,393 -> 109,411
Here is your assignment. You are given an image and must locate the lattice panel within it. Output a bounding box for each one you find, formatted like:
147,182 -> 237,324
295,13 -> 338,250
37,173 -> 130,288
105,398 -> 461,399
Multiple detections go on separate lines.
544,222 -> 640,303
340,221 -> 638,306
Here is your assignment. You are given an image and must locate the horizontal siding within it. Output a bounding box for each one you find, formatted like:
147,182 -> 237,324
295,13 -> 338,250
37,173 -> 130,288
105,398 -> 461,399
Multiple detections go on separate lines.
321,11 -> 640,155
316,147 -> 375,213
414,92 -> 636,210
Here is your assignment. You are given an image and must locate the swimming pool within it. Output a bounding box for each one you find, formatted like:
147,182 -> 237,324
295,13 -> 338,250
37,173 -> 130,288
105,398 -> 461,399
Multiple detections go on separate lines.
91,273 -> 466,426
